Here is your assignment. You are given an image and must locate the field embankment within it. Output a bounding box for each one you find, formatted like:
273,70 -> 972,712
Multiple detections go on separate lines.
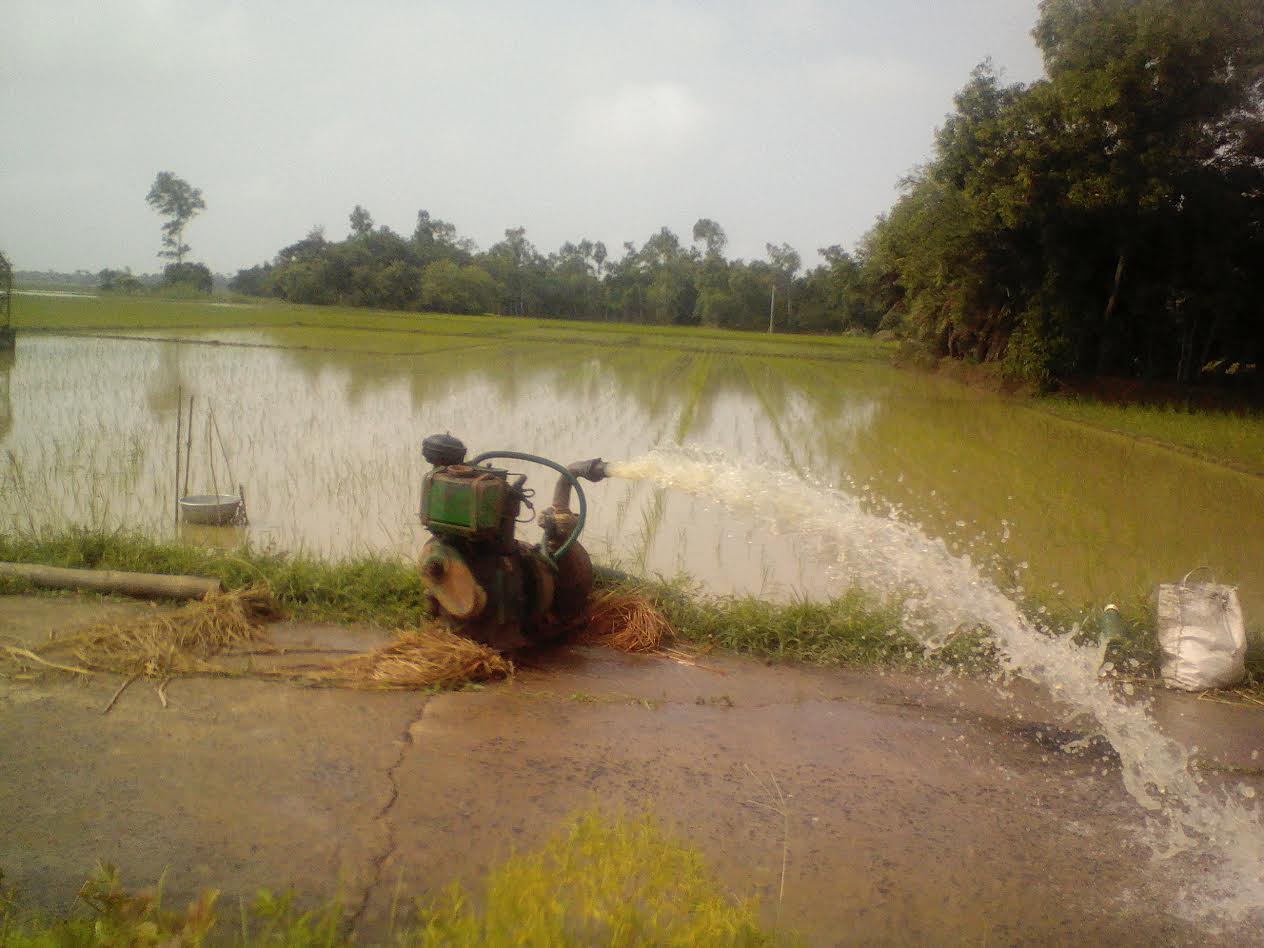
11,293 -> 890,364
2,529 -> 1258,696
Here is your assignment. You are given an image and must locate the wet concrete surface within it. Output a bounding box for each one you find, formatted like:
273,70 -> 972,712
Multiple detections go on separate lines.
2,594 -> 1261,945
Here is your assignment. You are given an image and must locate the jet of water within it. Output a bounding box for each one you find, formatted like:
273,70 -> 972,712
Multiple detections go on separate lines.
608,447 -> 1263,923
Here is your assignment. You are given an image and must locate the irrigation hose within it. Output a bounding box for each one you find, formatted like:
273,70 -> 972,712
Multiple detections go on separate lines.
467,450 -> 586,563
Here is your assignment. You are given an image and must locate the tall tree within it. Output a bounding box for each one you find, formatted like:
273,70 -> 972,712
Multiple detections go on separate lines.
146,172 -> 205,266
692,218 -> 728,258
765,242 -> 801,328
348,205 -> 374,237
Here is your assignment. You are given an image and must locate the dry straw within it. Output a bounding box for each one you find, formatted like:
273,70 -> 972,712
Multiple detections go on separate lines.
2,582 -> 672,697
329,625 -> 512,690
582,588 -> 673,653
52,584 -> 281,678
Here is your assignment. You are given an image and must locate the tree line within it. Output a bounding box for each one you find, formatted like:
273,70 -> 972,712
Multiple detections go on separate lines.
228,207 -> 877,335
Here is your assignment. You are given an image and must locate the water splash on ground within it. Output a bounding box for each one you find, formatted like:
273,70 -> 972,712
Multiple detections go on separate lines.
609,446 -> 1263,923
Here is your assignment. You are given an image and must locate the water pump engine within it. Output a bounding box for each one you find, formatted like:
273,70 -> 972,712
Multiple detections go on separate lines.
417,433 -> 610,650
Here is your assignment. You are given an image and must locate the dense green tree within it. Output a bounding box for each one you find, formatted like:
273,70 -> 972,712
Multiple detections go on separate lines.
798,247 -> 879,333
866,0 -> 1264,385
97,268 -> 144,294
228,264 -> 273,296
420,260 -> 498,314
162,261 -> 212,293
691,218 -> 728,259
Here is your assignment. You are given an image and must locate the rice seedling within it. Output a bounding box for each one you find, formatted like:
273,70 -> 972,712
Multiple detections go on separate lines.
1031,394 -> 1264,475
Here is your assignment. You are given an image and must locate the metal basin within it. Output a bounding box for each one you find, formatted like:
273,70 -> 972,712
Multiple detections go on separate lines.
179,494 -> 242,526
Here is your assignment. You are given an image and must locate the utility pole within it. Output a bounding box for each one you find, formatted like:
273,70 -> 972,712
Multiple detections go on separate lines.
768,286 -> 776,333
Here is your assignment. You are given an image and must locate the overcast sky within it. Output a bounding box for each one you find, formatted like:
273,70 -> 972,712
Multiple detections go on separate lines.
2,0 -> 1046,276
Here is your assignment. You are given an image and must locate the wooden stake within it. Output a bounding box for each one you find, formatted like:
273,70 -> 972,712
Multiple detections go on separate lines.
206,405 -> 219,499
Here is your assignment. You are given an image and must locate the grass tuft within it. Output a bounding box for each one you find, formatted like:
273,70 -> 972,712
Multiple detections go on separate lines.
405,810 -> 786,946
0,812 -> 786,946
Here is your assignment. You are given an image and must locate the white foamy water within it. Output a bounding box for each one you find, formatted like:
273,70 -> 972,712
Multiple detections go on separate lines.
609,446 -> 1263,923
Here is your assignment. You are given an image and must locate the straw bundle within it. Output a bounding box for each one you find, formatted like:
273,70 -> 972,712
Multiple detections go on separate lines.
332,624 -> 513,690
583,589 -> 673,653
64,584 -> 282,677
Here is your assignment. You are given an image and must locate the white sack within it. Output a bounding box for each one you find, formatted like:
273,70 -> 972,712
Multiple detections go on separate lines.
1156,581 -> 1246,691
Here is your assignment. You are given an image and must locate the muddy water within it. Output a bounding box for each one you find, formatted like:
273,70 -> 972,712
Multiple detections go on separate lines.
2,332 -> 1263,621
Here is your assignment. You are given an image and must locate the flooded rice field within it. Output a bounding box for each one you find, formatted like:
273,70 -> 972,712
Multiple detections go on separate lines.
2,330 -> 1262,622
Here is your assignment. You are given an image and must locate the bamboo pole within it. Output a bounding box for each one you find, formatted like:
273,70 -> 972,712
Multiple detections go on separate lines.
174,385 -> 183,529
210,406 -> 237,496
183,394 -> 194,498
0,562 -> 221,600
206,405 -> 220,498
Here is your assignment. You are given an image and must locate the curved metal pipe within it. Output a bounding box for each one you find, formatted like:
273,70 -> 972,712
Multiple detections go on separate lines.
551,458 -> 609,510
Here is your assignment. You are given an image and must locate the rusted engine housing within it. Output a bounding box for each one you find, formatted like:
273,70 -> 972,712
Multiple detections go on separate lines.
416,435 -> 607,650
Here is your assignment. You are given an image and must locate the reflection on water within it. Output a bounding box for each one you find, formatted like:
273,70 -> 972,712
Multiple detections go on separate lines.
178,521 -> 249,550
0,347 -> 13,442
1,332 -> 1261,623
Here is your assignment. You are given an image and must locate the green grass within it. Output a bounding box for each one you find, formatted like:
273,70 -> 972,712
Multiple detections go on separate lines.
630,576 -> 997,672
1030,396 -> 1264,476
0,812 -> 785,947
12,294 -> 889,364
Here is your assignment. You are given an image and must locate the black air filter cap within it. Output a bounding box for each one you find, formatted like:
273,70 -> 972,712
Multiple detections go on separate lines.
422,432 -> 467,467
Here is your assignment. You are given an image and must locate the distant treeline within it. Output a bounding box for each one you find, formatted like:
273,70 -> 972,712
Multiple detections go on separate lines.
231,212 -> 875,335
19,268 -> 229,294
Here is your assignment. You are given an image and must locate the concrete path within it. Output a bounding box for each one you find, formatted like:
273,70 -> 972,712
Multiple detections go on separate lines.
2,595 -> 1261,945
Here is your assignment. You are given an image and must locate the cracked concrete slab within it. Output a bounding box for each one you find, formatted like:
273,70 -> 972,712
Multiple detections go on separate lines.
2,595 -> 1261,945
370,650 -> 1203,945
0,595 -> 421,922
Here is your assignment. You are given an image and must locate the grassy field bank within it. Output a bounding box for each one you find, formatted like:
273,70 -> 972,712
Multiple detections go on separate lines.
2,529 -> 1243,689
1028,395 -> 1264,477
11,293 -> 888,364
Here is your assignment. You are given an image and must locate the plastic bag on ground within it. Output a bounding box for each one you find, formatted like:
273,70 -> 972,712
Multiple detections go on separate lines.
1156,577 -> 1246,691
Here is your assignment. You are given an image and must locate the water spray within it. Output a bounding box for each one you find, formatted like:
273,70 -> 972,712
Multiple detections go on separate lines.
611,445 -> 1263,924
